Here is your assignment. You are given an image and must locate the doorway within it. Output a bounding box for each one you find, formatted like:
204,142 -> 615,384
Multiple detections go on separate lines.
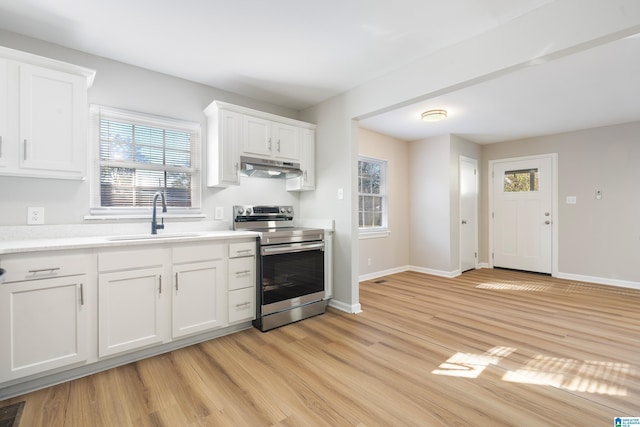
489,154 -> 557,275
460,156 -> 478,272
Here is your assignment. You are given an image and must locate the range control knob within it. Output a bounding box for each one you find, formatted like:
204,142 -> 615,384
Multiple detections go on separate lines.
246,208 -> 252,215
236,207 -> 244,215
280,207 -> 286,213
286,207 -> 293,213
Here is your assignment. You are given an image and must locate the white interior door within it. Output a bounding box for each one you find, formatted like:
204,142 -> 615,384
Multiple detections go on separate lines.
460,156 -> 478,272
492,156 -> 553,274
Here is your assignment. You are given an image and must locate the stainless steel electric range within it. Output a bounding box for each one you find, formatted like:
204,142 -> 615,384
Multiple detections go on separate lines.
233,205 -> 326,331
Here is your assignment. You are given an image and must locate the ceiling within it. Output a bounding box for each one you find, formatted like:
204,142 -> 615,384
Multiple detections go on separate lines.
0,0 -> 638,144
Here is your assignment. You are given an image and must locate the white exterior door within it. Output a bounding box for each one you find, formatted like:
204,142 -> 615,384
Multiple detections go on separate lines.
460,156 -> 478,272
492,155 -> 554,274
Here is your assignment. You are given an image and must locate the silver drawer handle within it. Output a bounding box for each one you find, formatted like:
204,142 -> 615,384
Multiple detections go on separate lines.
235,270 -> 251,275
28,267 -> 61,273
236,249 -> 252,254
235,302 -> 251,308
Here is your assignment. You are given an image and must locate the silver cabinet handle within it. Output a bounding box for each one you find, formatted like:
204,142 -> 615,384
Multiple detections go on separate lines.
23,139 -> 27,161
175,272 -> 179,292
268,137 -> 272,151
28,267 -> 61,274
234,270 -> 251,275
158,274 -> 162,294
80,283 -> 84,306
235,302 -> 251,308
234,162 -> 239,174
277,140 -> 281,152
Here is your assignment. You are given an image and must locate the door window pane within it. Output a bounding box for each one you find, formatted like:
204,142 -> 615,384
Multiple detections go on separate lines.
504,168 -> 539,192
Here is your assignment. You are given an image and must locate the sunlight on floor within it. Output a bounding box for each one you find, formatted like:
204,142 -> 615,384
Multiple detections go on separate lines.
476,281 -> 550,292
433,347 -> 631,396
431,346 -> 516,378
502,355 -> 631,396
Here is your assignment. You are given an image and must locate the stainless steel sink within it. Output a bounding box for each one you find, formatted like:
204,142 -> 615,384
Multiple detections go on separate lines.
106,232 -> 203,241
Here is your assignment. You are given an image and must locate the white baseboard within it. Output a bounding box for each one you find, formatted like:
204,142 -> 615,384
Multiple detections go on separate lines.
408,265 -> 461,278
359,265 -> 411,282
556,272 -> 640,291
328,299 -> 362,314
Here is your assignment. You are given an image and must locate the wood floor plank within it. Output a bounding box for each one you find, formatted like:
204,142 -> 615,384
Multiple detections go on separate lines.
2,268 -> 639,425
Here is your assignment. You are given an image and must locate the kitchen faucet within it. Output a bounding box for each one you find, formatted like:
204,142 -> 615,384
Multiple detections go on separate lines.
151,192 -> 167,234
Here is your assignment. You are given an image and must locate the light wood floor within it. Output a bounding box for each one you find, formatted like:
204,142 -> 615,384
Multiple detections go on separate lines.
2,269 -> 639,426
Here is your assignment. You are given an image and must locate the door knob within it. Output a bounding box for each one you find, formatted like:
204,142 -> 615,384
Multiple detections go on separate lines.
461,220 -> 467,225
544,212 -> 550,216
545,220 -> 551,225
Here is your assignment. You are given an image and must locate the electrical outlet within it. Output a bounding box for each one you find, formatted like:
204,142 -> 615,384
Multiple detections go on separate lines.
337,188 -> 344,200
27,207 -> 45,225
367,258 -> 372,266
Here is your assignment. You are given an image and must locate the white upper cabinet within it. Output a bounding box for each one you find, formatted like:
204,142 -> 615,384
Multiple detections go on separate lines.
243,115 -> 299,161
204,102 -> 242,187
0,46 -> 95,180
286,127 -> 316,191
0,58 -> 8,169
204,100 -> 315,188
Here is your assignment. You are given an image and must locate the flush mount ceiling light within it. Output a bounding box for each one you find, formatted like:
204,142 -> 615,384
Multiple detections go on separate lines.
421,109 -> 447,122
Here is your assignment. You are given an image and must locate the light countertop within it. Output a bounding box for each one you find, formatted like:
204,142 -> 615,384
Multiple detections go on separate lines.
0,230 -> 258,255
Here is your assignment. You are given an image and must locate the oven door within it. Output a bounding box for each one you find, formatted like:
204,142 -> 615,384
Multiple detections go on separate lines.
260,241 -> 325,315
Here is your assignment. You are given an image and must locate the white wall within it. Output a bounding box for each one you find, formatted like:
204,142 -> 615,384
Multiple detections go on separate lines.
358,128 -> 410,279
0,30 -> 303,229
301,0 -> 639,310
481,121 -> 640,285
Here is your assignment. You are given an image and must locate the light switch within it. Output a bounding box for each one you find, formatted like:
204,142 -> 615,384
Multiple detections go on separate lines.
337,188 -> 344,200
566,196 -> 577,204
214,206 -> 224,220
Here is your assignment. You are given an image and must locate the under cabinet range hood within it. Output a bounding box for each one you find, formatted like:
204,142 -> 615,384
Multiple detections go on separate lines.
240,156 -> 302,179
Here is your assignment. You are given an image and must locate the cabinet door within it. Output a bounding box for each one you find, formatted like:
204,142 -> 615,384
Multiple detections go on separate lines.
271,122 -> 299,161
242,115 -> 271,157
172,259 -> 226,338
287,128 -> 315,191
219,109 -> 241,185
0,58 -> 8,169
19,63 -> 86,178
98,268 -> 166,357
0,276 -> 88,382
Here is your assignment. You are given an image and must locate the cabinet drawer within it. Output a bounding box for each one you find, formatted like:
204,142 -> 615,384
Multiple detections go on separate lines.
229,241 -> 256,258
228,256 -> 255,291
0,253 -> 90,283
228,287 -> 255,323
98,247 -> 166,272
173,242 -> 224,264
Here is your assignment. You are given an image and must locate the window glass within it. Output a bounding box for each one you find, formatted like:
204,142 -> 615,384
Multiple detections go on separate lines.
358,157 -> 387,229
90,106 -> 200,212
504,168 -> 539,192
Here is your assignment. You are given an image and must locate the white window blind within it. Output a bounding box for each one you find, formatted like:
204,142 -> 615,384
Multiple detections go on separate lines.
90,105 -> 201,213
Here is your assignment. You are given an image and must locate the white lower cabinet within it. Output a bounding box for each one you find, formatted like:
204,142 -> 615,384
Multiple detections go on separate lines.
0,237 -> 258,396
98,267 -> 166,358
0,253 -> 92,382
228,241 -> 256,324
172,242 -> 226,338
98,247 -> 169,358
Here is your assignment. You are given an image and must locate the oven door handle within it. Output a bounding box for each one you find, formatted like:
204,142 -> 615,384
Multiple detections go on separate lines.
261,241 -> 324,256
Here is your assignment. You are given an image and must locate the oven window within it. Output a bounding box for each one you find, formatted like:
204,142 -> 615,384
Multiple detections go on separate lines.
261,249 -> 324,305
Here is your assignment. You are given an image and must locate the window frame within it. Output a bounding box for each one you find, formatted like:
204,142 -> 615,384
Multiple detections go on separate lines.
358,155 -> 389,237
87,105 -> 203,219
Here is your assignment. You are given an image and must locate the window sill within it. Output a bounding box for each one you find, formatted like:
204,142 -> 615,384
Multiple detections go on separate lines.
359,229 -> 390,239
84,212 -> 206,221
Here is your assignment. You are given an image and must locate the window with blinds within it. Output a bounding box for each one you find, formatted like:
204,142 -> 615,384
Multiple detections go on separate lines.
90,105 -> 201,213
